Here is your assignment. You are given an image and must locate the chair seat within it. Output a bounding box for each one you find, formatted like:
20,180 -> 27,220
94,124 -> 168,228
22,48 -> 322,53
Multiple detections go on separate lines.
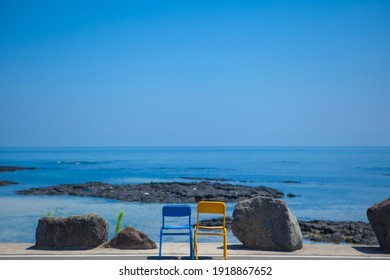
196,232 -> 225,236
162,225 -> 191,230
195,225 -> 225,230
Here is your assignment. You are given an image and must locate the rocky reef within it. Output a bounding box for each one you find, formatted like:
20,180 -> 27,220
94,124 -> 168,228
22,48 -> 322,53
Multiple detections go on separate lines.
0,166 -> 35,172
298,220 -> 377,245
0,180 -> 18,187
200,217 -> 378,245
17,181 -> 284,203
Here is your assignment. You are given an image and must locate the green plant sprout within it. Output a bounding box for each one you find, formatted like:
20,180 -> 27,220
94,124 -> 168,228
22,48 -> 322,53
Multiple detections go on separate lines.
115,211 -> 125,235
46,207 -> 63,217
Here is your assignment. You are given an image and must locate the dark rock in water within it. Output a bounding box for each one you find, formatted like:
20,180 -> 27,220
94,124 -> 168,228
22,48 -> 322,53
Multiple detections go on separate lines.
282,180 -> 302,184
287,193 -> 301,198
35,213 -> 108,249
298,220 -> 378,245
0,166 -> 35,172
367,198 -> 390,251
17,181 -> 284,203
231,196 -> 303,252
200,217 -> 378,245
107,226 -> 157,249
0,180 -> 18,187
196,217 -> 232,228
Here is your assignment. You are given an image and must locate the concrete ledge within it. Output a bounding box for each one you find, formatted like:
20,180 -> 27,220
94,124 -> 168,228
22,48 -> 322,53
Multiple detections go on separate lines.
0,243 -> 389,260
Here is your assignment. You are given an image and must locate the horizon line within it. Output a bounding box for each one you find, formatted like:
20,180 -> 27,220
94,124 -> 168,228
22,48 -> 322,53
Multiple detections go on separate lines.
1,145 -> 389,148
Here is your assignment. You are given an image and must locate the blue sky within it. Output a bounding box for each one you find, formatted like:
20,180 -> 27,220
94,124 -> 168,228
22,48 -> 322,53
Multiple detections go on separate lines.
0,0 -> 389,146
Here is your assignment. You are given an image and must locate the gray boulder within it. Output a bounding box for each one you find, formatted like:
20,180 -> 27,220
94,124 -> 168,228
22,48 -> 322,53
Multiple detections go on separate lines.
35,213 -> 108,249
231,196 -> 303,251
107,226 -> 157,249
367,198 -> 390,251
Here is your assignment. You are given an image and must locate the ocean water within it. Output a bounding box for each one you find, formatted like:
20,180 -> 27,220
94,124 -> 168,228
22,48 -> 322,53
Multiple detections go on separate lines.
0,146 -> 389,244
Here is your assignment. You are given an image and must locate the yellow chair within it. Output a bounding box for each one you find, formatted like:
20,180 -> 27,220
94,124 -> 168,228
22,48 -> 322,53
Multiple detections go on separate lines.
194,201 -> 228,260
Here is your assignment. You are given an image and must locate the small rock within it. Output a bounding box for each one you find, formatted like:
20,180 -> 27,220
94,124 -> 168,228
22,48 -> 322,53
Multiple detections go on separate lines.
107,226 -> 157,249
287,193 -> 301,198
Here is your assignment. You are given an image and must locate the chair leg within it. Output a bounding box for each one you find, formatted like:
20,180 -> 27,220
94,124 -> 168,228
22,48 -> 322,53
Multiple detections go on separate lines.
224,229 -> 228,260
194,228 -> 198,260
159,229 -> 163,260
190,230 -> 194,260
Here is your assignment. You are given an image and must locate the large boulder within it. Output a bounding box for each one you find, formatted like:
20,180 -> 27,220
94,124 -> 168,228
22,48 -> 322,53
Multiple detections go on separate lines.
107,226 -> 157,249
367,198 -> 390,251
35,213 -> 108,249
231,196 -> 303,252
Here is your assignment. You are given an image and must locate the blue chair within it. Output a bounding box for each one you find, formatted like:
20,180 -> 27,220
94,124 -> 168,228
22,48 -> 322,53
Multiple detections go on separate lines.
159,205 -> 194,260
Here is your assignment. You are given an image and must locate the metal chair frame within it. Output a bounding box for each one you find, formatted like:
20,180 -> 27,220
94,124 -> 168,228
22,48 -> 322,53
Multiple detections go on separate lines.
159,205 -> 194,260
194,201 -> 228,260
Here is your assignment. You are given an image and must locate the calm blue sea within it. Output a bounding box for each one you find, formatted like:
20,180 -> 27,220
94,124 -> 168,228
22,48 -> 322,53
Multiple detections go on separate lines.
0,147 -> 389,243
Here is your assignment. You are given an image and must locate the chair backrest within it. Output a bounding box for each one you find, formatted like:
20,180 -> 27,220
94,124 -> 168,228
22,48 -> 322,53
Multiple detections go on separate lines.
162,205 -> 191,227
196,201 -> 226,226
163,205 -> 191,217
197,201 -> 226,214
